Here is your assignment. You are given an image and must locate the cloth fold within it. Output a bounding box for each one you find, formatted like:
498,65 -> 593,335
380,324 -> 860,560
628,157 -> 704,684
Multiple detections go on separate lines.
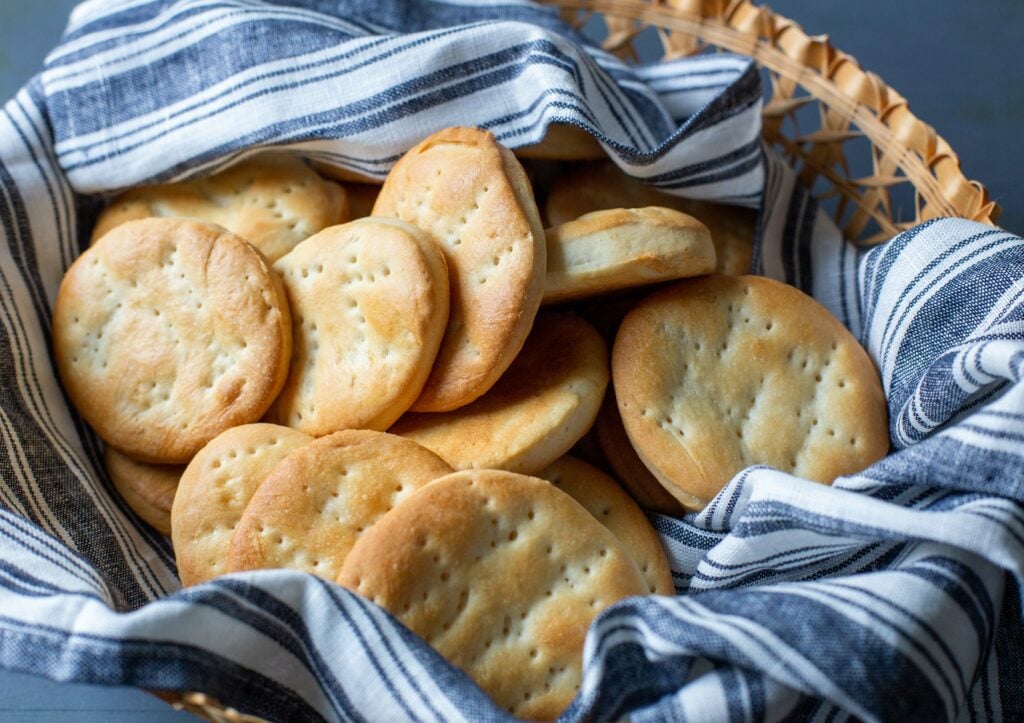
0,1 -> 1021,720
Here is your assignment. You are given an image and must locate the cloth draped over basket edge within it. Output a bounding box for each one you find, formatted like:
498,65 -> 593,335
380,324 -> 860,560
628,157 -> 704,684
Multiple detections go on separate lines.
0,1 -> 1021,721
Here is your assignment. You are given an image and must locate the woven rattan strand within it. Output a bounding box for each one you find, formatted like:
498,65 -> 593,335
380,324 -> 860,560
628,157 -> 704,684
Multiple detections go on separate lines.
552,0 -> 998,243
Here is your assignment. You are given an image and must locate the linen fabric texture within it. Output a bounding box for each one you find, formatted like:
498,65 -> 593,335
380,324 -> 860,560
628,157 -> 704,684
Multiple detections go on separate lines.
0,1 -> 1021,720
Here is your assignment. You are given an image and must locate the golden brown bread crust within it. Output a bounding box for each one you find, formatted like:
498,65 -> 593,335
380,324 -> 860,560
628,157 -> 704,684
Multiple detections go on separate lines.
227,430 -> 452,581
546,161 -> 756,275
54,218 -> 292,463
337,469 -> 648,720
390,313 -> 609,474
543,206 -> 715,304
373,127 -> 546,412
104,447 -> 182,535
268,218 -> 450,434
594,391 -> 685,516
171,424 -> 311,586
92,154 -> 349,261
613,275 -> 889,510
539,456 -> 674,595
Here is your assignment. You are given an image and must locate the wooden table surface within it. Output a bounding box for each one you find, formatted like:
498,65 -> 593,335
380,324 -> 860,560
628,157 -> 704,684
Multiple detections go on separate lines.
0,0 -> 1020,720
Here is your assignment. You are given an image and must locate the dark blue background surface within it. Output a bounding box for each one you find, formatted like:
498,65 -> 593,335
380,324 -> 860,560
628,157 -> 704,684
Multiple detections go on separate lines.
0,0 -> 1020,719
767,1 -> 1023,234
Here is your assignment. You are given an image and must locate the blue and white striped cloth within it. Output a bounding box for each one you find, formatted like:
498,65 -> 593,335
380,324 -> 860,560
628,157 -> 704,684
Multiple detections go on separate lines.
0,1 -> 1021,720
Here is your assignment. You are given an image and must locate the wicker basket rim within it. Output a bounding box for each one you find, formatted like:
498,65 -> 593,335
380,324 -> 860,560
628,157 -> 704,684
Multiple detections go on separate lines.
552,0 -> 999,241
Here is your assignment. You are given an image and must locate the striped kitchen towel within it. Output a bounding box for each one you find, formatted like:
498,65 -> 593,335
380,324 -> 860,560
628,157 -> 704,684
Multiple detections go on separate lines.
0,1 -> 1021,720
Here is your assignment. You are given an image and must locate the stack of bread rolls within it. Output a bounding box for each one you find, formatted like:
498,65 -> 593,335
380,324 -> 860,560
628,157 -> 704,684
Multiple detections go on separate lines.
53,127 -> 887,719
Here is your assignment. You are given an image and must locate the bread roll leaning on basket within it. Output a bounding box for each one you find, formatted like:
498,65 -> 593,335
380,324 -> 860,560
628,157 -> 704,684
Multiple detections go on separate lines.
141,0 -> 995,720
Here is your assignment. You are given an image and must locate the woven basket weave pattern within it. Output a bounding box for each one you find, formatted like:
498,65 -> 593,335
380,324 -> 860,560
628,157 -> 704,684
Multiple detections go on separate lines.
159,1 -> 996,719
554,0 -> 998,243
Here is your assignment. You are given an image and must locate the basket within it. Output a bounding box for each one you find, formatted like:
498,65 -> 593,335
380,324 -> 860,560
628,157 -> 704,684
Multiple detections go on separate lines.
155,1 -> 998,719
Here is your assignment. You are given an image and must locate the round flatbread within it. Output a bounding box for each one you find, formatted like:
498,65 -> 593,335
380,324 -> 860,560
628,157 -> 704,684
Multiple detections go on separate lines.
613,275 -> 889,510
373,126 -> 546,412
54,218 -> 292,463
172,424 -> 312,586
228,430 -> 452,581
104,447 -> 182,535
595,391 -> 685,516
567,423 -> 608,471
539,456 -> 674,594
546,161 -> 755,275
268,218 -> 449,434
391,313 -> 608,474
543,207 -> 715,304
92,155 -> 349,261
337,469 -> 648,720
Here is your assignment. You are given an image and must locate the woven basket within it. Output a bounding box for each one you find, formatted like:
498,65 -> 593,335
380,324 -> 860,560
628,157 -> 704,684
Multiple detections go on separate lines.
155,1 -> 998,719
